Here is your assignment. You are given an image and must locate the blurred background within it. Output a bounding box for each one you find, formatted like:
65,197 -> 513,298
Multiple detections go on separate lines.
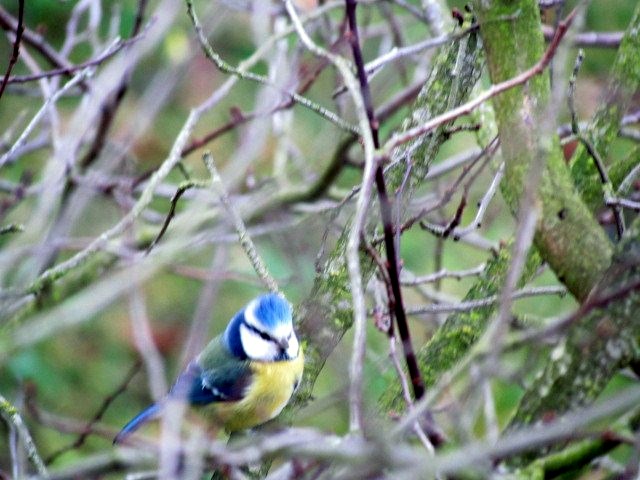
0,0 -> 638,474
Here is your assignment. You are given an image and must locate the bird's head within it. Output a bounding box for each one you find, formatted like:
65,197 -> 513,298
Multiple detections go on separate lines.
224,293 -> 300,362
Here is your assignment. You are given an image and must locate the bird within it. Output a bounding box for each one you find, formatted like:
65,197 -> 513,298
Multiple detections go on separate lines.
114,293 -> 304,444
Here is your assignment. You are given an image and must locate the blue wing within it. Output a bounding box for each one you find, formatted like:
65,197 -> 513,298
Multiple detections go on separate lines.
114,339 -> 252,443
172,358 -> 252,405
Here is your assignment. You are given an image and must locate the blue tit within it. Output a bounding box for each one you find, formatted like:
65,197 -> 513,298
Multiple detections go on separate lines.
114,293 -> 304,443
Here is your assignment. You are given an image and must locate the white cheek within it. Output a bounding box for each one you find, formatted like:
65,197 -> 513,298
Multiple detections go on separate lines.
287,335 -> 300,359
240,325 -> 278,361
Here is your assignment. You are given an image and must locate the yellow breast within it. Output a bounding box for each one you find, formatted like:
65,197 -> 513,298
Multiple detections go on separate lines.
204,350 -> 304,432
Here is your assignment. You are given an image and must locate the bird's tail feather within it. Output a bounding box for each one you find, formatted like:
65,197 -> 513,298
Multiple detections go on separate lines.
113,403 -> 161,444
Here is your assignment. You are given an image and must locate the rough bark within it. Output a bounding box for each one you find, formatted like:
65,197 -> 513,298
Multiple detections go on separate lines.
473,0 -> 612,302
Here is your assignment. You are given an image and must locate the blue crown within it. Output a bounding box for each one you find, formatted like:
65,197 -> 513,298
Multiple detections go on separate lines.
252,293 -> 292,328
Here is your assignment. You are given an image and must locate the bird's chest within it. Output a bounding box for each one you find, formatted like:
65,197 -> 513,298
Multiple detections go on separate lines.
213,354 -> 304,432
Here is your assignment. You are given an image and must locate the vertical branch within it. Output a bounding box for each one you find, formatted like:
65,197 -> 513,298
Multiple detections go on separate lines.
345,0 -> 426,405
283,0 -> 377,436
570,1 -> 640,211
77,0 -> 149,169
473,0 -> 611,302
129,285 -> 167,401
0,0 -> 23,101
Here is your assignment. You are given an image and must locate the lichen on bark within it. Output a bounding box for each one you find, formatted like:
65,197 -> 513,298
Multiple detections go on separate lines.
473,0 -> 612,302
289,20 -> 483,410
508,216 -> 640,463
380,243 -> 542,411
570,2 -> 640,211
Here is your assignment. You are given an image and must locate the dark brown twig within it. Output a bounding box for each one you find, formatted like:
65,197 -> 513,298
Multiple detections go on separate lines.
0,0 -> 24,101
0,5 -> 89,91
505,277 -> 640,354
421,196 -> 467,239
146,179 -> 208,253
383,136 -> 499,244
5,34 -> 142,85
345,0 -> 443,447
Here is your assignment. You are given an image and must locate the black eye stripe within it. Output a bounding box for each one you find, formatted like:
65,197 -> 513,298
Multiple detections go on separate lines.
242,321 -> 275,342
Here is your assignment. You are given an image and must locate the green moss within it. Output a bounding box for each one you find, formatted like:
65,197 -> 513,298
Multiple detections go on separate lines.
473,0 -> 612,301
287,19 -> 484,416
0,398 -> 18,416
508,217 -> 640,463
390,16 -> 482,190
381,243 -> 543,410
570,2 -> 640,211
608,146 -> 640,193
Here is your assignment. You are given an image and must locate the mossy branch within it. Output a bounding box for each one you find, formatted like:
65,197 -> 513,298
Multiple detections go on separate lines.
289,20 -> 483,411
508,216 -> 640,450
473,0 -> 612,302
381,243 -> 542,411
570,2 -> 640,211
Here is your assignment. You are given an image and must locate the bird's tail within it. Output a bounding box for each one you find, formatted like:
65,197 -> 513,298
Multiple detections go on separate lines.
113,403 -> 161,444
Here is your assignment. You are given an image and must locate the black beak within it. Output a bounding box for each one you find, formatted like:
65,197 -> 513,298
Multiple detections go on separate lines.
277,337 -> 289,352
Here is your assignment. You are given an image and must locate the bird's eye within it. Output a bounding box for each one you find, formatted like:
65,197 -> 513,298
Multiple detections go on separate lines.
258,330 -> 272,341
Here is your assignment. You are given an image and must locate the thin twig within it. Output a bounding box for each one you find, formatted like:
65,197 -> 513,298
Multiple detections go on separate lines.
347,0 -> 424,403
5,34 -> 143,84
542,24 -> 622,48
607,197 -> 640,212
284,0 -> 376,435
181,37 -> 340,158
387,333 -> 434,453
186,0 -> 358,135
0,0 -> 24,100
568,49 -> 624,238
146,179 -> 209,253
22,104 -> 202,298
0,4 -> 89,91
404,286 -> 567,315
0,392 -> 48,477
391,137 -> 498,243
203,152 -> 279,293
364,24 -> 477,76
0,66 -> 92,168
0,34 -> 137,168
421,162 -> 504,239
400,264 -> 486,286
45,361 -> 141,464
76,0 -> 150,173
